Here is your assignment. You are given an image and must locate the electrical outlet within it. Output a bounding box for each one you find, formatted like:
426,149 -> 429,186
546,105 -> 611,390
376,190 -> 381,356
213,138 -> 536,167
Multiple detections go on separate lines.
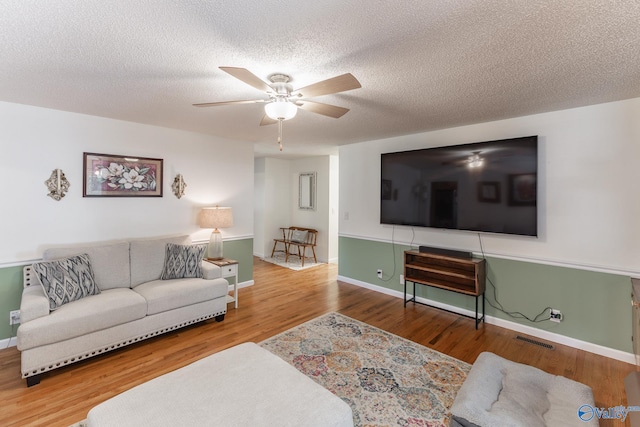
9,310 -> 20,325
377,269 -> 383,279
399,274 -> 405,285
550,309 -> 563,323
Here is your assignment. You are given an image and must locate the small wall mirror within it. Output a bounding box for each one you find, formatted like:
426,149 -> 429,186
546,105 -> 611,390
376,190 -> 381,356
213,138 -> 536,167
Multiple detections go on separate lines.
299,172 -> 316,210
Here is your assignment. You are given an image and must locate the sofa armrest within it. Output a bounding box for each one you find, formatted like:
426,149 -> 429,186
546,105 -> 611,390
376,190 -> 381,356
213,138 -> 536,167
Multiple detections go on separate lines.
20,285 -> 50,323
201,261 -> 222,279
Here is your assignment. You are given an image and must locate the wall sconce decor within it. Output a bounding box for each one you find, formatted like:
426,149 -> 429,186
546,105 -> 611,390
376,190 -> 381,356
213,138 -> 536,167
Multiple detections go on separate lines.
172,174 -> 187,199
45,169 -> 70,201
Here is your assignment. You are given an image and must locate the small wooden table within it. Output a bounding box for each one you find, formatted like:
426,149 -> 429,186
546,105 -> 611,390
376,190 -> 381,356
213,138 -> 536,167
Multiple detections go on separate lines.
205,258 -> 238,308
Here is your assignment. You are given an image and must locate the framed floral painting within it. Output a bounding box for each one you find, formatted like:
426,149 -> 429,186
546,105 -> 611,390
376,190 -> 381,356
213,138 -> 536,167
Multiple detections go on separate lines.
83,153 -> 163,197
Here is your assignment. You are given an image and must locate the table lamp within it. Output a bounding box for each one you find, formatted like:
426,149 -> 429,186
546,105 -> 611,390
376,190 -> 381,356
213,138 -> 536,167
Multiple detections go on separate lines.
198,206 -> 233,260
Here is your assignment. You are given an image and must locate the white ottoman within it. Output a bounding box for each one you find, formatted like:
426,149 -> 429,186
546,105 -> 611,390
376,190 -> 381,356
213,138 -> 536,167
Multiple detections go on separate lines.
87,342 -> 353,427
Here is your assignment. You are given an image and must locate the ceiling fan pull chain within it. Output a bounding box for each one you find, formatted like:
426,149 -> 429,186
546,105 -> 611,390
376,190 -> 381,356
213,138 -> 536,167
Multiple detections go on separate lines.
278,119 -> 283,151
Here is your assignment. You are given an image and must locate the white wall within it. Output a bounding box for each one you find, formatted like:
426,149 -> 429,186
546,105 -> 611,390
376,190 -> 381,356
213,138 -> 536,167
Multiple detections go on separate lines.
328,155 -> 339,263
254,155 -> 338,263
253,158 -> 267,257
253,157 -> 292,258
0,101 -> 254,264
291,156 -> 331,262
339,98 -> 640,275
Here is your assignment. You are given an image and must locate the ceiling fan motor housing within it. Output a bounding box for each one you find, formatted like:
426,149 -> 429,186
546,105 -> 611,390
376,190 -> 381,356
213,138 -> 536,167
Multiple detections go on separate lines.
268,74 -> 293,97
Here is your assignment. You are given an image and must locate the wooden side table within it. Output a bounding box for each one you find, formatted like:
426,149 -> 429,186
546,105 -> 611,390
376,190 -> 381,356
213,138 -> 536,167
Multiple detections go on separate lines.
205,258 -> 239,308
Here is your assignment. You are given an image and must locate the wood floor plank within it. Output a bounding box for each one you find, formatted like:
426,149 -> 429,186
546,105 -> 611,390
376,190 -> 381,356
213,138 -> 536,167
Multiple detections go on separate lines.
0,257 -> 635,426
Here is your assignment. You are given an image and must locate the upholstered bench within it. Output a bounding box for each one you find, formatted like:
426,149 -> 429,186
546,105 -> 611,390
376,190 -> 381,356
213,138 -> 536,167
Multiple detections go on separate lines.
450,352 -> 598,427
87,342 -> 353,427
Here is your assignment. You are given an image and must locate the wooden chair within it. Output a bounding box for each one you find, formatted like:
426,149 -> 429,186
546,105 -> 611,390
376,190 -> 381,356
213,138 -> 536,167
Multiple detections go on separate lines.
271,227 -> 290,258
270,227 -> 318,267
285,227 -> 318,267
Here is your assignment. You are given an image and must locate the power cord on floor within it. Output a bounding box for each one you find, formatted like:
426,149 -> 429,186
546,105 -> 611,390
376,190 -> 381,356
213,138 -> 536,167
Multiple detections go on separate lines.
477,233 -> 552,323
3,324 -> 17,350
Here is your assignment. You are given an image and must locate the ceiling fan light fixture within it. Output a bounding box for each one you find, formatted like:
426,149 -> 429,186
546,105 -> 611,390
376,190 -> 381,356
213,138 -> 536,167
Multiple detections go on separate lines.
468,154 -> 484,168
265,99 -> 297,121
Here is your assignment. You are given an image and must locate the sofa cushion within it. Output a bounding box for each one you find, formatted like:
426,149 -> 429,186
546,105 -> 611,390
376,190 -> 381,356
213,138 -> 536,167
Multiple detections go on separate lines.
160,243 -> 207,280
44,241 -> 131,290
17,288 -> 147,351
130,235 -> 190,287
133,277 -> 228,316
32,253 -> 101,310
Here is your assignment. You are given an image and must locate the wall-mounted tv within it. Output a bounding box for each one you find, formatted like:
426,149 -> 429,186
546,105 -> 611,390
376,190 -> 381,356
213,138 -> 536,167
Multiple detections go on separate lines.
380,136 -> 538,237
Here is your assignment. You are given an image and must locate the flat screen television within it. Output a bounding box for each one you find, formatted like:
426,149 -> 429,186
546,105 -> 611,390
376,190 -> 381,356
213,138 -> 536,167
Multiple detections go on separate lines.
380,136 -> 538,237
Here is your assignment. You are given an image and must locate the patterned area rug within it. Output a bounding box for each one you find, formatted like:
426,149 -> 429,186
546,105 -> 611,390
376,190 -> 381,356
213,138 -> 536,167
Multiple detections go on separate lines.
262,252 -> 323,271
260,312 -> 471,427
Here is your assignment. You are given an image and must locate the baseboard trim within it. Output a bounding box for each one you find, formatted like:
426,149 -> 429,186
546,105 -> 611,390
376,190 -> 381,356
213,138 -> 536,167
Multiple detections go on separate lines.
235,280 -> 254,290
0,336 -> 17,349
337,275 -> 635,364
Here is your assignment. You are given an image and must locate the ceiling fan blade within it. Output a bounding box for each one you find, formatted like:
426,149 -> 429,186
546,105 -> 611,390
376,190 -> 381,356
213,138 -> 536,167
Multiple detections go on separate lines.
296,100 -> 350,118
219,67 -> 272,93
260,114 -> 278,126
294,73 -> 361,98
193,99 -> 266,107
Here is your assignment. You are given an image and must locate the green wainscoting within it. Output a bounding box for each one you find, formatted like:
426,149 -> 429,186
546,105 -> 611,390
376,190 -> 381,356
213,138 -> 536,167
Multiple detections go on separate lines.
0,238 -> 254,342
0,266 -> 24,342
339,236 -> 632,353
221,238 -> 254,285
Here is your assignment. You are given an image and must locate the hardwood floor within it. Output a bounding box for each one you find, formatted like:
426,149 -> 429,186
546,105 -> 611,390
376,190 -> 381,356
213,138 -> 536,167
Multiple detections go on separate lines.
0,257 -> 635,426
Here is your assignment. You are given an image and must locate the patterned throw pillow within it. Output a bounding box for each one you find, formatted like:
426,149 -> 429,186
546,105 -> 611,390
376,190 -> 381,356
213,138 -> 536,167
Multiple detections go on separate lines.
32,253 -> 101,310
160,243 -> 207,280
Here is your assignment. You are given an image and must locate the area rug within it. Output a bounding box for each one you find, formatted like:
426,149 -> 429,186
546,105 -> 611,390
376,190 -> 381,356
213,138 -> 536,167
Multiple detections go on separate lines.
260,312 -> 471,427
262,252 -> 323,271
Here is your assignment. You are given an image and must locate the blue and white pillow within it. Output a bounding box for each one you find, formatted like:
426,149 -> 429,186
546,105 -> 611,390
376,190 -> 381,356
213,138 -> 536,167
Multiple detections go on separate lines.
32,253 -> 101,310
160,243 -> 207,280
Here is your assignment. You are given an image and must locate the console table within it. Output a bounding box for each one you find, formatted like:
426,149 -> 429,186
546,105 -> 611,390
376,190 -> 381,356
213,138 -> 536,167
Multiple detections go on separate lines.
404,250 -> 486,328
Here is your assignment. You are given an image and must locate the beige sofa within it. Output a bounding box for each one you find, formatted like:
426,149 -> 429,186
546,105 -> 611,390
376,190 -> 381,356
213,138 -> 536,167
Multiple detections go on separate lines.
17,235 -> 229,386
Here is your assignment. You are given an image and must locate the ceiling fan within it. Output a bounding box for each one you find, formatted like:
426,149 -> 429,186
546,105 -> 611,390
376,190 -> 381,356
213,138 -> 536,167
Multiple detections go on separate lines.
193,67 -> 362,150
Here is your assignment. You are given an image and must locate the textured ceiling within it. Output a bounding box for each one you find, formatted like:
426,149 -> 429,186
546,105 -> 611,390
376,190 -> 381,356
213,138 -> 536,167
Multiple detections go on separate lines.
1,1 -> 639,158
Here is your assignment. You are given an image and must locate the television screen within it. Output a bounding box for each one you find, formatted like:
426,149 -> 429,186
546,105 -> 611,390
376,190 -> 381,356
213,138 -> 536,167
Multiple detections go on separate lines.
380,136 -> 538,236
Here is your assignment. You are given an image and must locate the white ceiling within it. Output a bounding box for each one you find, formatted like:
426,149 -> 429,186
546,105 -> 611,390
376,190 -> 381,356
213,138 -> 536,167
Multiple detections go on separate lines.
1,1 -> 639,158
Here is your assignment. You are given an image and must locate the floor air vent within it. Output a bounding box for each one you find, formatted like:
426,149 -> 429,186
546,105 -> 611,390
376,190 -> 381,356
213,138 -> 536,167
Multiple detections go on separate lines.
515,335 -> 554,350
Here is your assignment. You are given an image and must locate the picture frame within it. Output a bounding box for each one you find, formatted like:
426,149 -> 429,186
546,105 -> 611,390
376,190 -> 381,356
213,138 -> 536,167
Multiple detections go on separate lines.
508,173 -> 536,206
477,181 -> 501,203
83,152 -> 163,197
298,172 -> 316,210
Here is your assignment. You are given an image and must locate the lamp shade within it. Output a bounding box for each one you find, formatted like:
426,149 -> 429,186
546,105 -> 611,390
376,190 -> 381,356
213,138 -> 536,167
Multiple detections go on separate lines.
265,100 -> 297,121
198,206 -> 233,230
